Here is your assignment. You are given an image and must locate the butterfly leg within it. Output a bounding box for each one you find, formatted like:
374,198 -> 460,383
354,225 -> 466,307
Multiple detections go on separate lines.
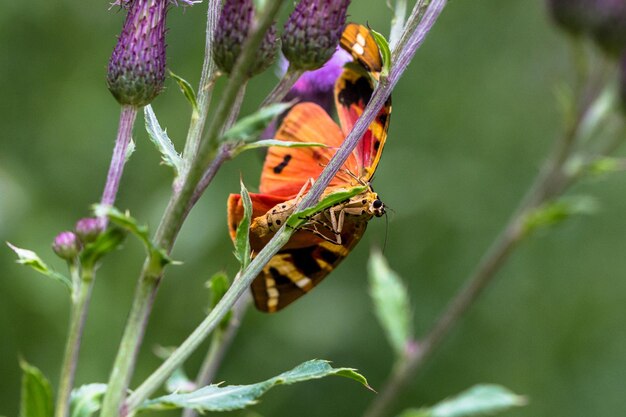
327,205 -> 345,245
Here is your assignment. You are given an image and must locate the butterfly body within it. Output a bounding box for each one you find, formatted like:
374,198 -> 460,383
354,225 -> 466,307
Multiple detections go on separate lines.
227,23 -> 391,312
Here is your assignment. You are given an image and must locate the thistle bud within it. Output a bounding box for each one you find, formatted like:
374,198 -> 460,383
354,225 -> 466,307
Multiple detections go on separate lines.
107,0 -> 168,106
213,0 -> 279,76
75,217 -> 104,244
52,232 -> 81,261
590,0 -> 626,56
282,0 -> 351,71
546,0 -> 598,35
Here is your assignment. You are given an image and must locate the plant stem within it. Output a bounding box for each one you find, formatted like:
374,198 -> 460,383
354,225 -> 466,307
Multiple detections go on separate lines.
126,230 -> 292,409
100,3 -> 287,417
101,105 -> 138,209
54,265 -> 95,417
182,294 -> 250,417
260,68 -> 304,107
124,0 -> 447,410
362,58 -> 610,417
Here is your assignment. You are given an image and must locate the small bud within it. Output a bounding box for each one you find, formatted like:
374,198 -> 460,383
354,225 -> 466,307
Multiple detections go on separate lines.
75,217 -> 104,244
52,232 -> 81,261
107,0 -> 168,106
213,0 -> 279,76
547,0 -> 626,55
546,0 -> 598,35
281,0 -> 351,71
590,0 -> 626,56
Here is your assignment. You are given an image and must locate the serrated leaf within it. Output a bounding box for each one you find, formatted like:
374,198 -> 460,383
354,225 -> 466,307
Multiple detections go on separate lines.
169,71 -> 199,116
522,195 -> 599,235
235,139 -> 327,156
140,360 -> 370,412
69,384 -> 107,417
429,385 -> 527,417
286,185 -> 368,229
368,250 -> 413,357
19,359 -> 53,417
7,242 -> 72,291
371,29 -> 392,78
144,105 -> 183,174
234,181 -> 253,270
222,102 -> 294,143
93,205 -> 171,267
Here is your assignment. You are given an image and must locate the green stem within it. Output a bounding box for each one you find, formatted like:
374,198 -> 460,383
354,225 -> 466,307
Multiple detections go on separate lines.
182,293 -> 251,417
126,231 -> 292,410
54,265 -> 95,417
100,3 -> 287,417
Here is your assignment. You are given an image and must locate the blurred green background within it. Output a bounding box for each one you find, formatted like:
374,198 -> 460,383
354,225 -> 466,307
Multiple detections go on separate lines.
2,1 -> 626,416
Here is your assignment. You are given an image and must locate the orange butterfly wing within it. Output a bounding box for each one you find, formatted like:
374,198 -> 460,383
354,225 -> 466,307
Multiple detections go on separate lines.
259,102 -> 360,196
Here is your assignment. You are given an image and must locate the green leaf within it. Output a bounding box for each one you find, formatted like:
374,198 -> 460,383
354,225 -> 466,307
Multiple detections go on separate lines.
93,205 -> 172,268
7,242 -> 72,291
19,359 -> 53,417
140,360 -> 371,412
78,226 -> 127,269
69,384 -> 107,417
235,139 -> 327,156
222,102 -> 294,143
144,105 -> 183,174
234,181 -> 253,270
207,271 -> 230,310
368,250 -> 413,357
371,29 -> 392,78
206,272 -> 232,328
169,71 -> 199,116
423,385 -> 526,417
286,185 -> 368,229
522,195 -> 599,236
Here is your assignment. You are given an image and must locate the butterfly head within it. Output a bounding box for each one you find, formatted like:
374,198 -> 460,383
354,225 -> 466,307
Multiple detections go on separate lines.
371,197 -> 385,217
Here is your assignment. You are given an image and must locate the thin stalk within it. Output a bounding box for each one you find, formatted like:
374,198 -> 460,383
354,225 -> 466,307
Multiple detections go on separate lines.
182,294 -> 251,417
125,0 -> 447,410
260,68 -> 304,107
101,105 -> 138,209
126,230 -> 292,409
54,265 -> 95,417
179,1 -> 222,183
362,57 -> 611,417
100,3 -> 287,417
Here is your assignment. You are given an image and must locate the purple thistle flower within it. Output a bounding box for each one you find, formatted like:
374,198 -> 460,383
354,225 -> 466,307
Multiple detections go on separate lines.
75,217 -> 105,244
285,47 -> 351,113
107,0 -> 168,106
52,231 -> 81,261
213,0 -> 279,76
282,0 -> 351,71
262,48 -> 351,139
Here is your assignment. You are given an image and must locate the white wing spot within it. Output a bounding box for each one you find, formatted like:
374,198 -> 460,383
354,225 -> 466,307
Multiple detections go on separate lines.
353,43 -> 365,56
356,33 -> 366,46
295,277 -> 313,290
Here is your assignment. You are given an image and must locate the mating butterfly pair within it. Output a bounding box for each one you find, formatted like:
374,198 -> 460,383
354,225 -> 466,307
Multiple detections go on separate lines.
227,24 -> 392,312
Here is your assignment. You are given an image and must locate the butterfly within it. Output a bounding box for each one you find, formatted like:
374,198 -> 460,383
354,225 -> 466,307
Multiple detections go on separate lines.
227,23 -> 392,312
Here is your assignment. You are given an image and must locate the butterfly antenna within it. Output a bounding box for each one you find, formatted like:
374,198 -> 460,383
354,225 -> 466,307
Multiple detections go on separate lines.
383,211 -> 389,254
